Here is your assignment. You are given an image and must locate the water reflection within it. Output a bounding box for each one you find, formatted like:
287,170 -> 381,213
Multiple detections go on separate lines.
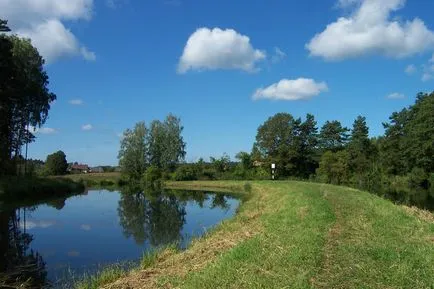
0,188 -> 240,288
0,209 -> 50,288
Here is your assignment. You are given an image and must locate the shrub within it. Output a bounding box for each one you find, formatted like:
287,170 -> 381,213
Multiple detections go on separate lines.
173,165 -> 197,181
143,166 -> 162,185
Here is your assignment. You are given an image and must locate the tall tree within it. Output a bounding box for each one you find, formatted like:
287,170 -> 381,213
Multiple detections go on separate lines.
403,92 -> 434,173
255,113 -> 300,176
45,151 -> 67,175
319,120 -> 349,152
296,113 -> 319,177
379,109 -> 409,175
0,33 -> 56,175
118,122 -> 149,180
235,151 -> 253,171
148,114 -> 186,171
347,116 -> 373,186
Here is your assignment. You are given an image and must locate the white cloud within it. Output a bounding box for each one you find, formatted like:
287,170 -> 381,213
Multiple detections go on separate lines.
306,0 -> 434,60
430,53 -> 434,63
405,64 -> 416,75
80,46 -> 96,61
69,99 -> 84,105
26,125 -> 57,134
271,47 -> 286,63
39,127 -> 57,134
0,0 -> 95,63
253,78 -> 328,101
178,27 -> 266,73
82,124 -> 93,131
386,92 -> 405,99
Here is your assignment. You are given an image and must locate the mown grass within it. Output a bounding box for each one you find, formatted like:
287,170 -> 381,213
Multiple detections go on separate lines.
90,181 -> 434,289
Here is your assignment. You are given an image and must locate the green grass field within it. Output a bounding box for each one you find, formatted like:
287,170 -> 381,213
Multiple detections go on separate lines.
86,181 -> 434,289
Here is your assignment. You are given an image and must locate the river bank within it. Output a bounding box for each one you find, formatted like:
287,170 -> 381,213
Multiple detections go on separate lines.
90,180 -> 434,289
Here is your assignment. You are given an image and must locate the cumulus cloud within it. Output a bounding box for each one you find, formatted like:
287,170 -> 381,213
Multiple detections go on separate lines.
253,78 -> 328,101
405,64 -> 417,75
306,0 -> 434,60
0,0 -> 96,63
82,124 -> 93,131
178,27 -> 266,73
69,99 -> 84,105
387,92 -> 405,99
271,47 -> 286,63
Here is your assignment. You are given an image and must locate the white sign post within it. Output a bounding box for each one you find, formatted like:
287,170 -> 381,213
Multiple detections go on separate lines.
271,163 -> 276,180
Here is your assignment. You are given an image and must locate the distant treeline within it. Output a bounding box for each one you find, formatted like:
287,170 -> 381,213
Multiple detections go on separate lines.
169,92 -> 434,208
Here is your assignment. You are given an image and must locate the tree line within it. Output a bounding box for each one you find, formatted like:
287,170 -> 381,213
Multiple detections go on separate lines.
159,92 -> 433,208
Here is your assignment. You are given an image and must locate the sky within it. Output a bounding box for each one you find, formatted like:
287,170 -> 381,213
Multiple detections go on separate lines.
1,0 -> 434,166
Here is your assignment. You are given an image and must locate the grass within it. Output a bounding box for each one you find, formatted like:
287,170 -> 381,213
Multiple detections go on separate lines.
74,264 -> 129,289
53,172 -> 126,188
0,176 -> 85,205
82,180 -> 434,289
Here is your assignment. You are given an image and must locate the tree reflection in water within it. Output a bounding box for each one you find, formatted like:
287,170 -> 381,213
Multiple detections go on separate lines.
0,208 -> 50,288
117,186 -> 187,246
117,187 -> 233,247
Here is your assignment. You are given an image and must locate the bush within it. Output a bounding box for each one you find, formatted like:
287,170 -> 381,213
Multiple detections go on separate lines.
143,166 -> 162,185
173,165 -> 197,181
408,167 -> 429,190
201,169 -> 217,180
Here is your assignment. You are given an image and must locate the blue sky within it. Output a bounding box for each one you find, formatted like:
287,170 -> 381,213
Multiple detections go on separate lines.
2,0 -> 434,166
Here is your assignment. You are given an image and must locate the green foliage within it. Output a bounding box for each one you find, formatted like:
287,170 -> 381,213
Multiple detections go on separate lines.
210,153 -> 231,173
316,150 -> 350,185
118,115 -> 186,181
254,113 -> 319,178
319,120 -> 349,152
0,176 -> 84,200
0,33 -> 56,176
173,165 -> 198,181
143,165 -> 162,185
118,122 -> 148,180
44,151 -> 67,176
148,114 -> 186,171
74,264 -> 128,289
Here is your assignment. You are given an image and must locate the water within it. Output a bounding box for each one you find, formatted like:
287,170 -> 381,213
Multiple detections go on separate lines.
0,188 -> 240,288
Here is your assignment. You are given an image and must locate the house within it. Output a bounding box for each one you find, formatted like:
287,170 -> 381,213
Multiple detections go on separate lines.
70,163 -> 90,174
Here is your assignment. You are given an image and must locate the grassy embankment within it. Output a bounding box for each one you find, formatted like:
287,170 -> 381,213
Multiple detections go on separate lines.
75,180 -> 434,289
0,175 -> 85,204
53,172 -> 125,188
0,173 -> 123,206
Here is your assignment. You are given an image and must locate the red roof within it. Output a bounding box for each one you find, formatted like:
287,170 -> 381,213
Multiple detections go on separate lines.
71,164 -> 89,170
